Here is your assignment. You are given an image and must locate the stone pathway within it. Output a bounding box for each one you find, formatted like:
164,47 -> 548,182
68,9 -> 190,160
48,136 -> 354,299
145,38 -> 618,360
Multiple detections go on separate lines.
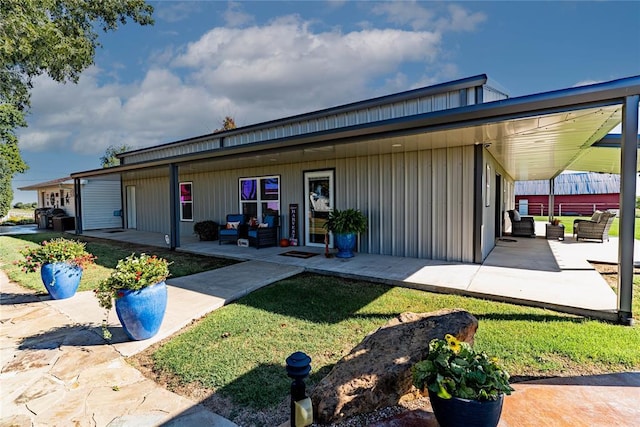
0,275 -> 237,427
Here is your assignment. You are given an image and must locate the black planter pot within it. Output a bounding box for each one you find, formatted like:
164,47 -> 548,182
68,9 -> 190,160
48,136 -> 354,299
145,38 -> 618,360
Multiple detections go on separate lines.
428,390 -> 504,427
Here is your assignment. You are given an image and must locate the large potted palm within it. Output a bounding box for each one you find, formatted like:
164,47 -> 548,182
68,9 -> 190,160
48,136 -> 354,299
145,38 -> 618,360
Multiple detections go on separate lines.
323,208 -> 367,258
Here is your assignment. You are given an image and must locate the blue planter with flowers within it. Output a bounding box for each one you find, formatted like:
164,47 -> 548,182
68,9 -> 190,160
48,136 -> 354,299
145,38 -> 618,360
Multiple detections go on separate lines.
40,262 -> 83,300
115,281 -> 167,341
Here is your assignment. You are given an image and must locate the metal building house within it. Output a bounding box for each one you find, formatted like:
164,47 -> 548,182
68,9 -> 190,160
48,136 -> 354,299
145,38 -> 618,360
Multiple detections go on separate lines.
69,74 -> 640,321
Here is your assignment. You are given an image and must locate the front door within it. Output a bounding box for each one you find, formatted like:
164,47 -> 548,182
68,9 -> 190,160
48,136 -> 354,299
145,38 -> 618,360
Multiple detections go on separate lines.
304,170 -> 334,247
126,185 -> 136,229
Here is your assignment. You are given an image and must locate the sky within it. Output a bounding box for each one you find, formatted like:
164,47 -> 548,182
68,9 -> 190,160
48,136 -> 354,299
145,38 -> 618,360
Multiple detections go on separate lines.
11,0 -> 640,203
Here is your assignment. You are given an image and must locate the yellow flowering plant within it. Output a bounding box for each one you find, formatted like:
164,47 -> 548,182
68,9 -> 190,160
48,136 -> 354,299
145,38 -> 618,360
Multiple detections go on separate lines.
412,334 -> 513,401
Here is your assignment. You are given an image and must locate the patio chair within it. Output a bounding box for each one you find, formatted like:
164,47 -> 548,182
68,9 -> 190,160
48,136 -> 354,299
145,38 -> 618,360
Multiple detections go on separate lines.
247,214 -> 280,248
219,214 -> 247,245
573,211 -> 603,235
507,209 -> 535,237
575,211 -> 615,242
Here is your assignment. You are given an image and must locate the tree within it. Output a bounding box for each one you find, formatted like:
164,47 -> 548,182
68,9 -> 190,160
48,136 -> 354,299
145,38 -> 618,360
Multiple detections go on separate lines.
0,157 -> 11,217
215,116 -> 237,132
0,0 -> 154,217
101,144 -> 133,168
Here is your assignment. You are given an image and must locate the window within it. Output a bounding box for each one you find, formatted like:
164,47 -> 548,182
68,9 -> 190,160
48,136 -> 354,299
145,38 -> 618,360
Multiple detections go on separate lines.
180,182 -> 193,221
239,175 -> 280,220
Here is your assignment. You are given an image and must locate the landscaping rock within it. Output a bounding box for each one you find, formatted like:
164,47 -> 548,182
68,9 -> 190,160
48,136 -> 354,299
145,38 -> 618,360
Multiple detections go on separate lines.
310,309 -> 478,424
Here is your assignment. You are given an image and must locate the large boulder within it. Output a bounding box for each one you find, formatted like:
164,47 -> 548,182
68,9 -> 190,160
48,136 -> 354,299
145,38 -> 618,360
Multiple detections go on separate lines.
310,309 -> 478,424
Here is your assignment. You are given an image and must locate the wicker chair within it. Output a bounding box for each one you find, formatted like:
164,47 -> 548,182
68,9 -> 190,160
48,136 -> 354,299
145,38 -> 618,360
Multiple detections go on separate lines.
247,214 -> 279,249
574,211 -> 615,242
507,209 -> 536,237
218,214 -> 247,245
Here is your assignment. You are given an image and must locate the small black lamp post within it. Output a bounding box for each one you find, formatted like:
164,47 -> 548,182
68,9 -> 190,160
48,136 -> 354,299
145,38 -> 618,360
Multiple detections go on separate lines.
286,351 -> 312,426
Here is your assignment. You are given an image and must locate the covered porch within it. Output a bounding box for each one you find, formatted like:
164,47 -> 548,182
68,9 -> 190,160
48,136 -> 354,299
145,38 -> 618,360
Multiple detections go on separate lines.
79,223 -> 634,322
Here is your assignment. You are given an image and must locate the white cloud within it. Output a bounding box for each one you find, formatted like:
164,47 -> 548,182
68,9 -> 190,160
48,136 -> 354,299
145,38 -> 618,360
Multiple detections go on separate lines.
224,1 -> 255,27
372,1 -> 485,32
173,15 -> 440,114
20,11 -> 469,157
155,2 -> 201,23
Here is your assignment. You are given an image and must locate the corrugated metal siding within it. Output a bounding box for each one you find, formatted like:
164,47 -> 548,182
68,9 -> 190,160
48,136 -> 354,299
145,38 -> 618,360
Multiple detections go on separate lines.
81,180 -> 122,230
483,86 -> 509,103
515,172 -> 620,195
121,176 -> 169,233
121,83 -> 494,162
122,138 -> 221,165
122,146 -> 476,262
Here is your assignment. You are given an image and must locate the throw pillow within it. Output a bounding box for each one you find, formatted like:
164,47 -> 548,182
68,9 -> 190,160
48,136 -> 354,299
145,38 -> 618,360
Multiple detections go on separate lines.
512,210 -> 521,222
228,221 -> 240,230
258,223 -> 269,228
590,211 -> 602,223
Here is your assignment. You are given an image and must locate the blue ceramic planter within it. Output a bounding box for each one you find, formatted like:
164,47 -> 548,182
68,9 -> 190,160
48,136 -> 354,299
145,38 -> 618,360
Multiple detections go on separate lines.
335,233 -> 357,258
428,390 -> 504,427
115,281 -> 167,341
40,262 -> 83,300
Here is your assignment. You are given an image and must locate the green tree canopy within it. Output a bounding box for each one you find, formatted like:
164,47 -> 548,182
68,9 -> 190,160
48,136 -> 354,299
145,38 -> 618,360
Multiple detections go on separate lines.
0,0 -> 154,217
101,144 -> 133,168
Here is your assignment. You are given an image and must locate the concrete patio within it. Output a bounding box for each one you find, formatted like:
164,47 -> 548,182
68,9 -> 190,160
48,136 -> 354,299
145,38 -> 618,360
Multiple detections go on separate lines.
79,220 -> 636,321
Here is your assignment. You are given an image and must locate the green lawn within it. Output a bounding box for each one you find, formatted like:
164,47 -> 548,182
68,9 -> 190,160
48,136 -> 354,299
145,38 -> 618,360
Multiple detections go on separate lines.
3,232 -> 639,421
149,274 -> 640,413
532,216 -> 640,240
0,232 -> 236,293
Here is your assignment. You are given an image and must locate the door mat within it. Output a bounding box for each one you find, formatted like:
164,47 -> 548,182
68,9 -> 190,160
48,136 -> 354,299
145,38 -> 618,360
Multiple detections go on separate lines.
279,251 -> 318,259
498,238 -> 518,242
105,230 -> 125,233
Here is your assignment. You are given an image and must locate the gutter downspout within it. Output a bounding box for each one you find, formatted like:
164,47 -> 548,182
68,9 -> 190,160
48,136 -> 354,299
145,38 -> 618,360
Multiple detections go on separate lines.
618,94 -> 639,325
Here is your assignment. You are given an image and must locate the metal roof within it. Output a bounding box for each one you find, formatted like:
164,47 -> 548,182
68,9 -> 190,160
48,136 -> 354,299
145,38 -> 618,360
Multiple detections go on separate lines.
18,176 -> 73,191
515,172 -> 620,196
71,75 -> 640,181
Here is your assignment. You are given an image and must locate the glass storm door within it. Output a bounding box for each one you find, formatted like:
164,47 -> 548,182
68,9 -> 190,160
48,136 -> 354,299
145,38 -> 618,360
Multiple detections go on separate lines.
304,170 -> 334,247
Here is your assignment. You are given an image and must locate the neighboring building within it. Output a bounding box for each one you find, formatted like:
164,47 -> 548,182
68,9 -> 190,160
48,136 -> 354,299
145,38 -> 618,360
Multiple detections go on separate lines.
18,177 -> 76,215
18,176 -> 122,230
69,74 -> 640,265
515,172 -> 620,216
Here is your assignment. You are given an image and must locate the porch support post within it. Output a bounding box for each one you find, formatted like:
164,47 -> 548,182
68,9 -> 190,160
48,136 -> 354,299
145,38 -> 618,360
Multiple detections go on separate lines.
169,163 -> 180,250
73,178 -> 83,234
473,144 -> 483,263
548,178 -> 555,221
618,94 -> 639,325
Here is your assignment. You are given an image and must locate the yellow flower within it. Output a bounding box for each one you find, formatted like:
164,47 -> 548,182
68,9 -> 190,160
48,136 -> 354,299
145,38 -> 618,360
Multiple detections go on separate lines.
445,334 -> 461,353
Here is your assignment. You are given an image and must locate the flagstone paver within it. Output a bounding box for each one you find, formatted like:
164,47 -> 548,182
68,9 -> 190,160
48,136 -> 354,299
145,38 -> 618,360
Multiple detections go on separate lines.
0,273 -> 237,427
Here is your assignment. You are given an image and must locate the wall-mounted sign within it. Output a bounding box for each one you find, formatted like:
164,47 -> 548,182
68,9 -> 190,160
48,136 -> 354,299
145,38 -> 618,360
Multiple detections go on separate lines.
289,204 -> 298,246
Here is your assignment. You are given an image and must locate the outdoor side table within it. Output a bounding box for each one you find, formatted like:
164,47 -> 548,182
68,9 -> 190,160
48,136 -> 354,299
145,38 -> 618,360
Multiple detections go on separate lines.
545,223 -> 565,240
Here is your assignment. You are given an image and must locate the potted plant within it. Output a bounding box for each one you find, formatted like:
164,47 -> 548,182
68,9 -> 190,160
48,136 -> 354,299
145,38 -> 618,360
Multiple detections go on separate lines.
193,220 -> 219,241
17,237 -> 95,300
323,208 -> 367,258
95,253 -> 170,341
412,334 -> 514,427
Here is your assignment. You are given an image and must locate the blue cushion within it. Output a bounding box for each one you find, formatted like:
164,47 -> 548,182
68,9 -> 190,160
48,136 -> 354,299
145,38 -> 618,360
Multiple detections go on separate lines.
219,229 -> 238,236
248,230 -> 257,238
264,215 -> 275,228
227,214 -> 245,224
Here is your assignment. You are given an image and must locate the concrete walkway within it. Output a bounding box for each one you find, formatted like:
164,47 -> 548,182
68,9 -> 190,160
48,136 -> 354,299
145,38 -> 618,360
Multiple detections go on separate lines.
1,261 -> 302,426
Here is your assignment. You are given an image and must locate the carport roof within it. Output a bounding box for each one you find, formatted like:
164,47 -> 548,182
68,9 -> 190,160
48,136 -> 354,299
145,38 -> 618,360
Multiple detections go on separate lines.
71,75 -> 640,182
